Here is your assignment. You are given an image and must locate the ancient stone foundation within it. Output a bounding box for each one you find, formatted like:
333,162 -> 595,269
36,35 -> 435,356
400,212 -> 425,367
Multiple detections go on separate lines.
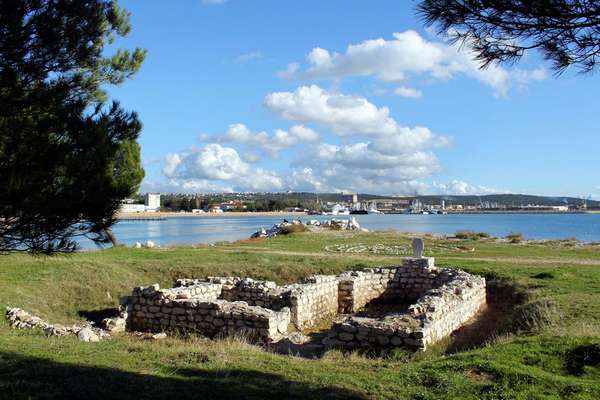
328,258 -> 486,350
125,257 -> 486,349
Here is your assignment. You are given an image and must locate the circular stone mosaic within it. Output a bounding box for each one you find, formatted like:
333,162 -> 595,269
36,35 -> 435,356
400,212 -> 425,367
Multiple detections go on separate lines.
324,242 -> 466,255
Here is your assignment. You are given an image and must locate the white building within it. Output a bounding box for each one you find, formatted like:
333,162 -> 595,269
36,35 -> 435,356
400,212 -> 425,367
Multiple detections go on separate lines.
145,193 -> 161,212
119,193 -> 161,213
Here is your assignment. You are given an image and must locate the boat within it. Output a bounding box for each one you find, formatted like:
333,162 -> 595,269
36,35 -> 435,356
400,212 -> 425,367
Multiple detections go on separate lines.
367,204 -> 383,214
332,204 -> 350,215
350,210 -> 368,215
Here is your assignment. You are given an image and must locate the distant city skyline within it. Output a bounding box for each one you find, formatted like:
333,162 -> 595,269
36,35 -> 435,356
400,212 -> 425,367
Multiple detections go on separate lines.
109,0 -> 600,199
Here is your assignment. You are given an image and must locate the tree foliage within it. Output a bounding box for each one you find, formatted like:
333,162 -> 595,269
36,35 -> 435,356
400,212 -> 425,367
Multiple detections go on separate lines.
0,0 -> 146,252
417,0 -> 600,73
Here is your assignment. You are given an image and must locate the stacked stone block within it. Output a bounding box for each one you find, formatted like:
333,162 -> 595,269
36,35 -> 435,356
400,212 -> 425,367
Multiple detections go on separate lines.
127,284 -> 290,342
286,275 -> 339,329
177,275 -> 339,329
327,258 -> 486,350
128,257 -> 485,349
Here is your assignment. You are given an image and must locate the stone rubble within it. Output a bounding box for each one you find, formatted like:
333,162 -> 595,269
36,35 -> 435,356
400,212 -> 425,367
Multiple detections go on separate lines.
5,307 -> 110,341
250,217 -> 366,239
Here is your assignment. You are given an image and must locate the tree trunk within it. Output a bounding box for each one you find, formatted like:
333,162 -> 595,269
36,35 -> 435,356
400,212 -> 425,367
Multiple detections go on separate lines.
104,227 -> 119,247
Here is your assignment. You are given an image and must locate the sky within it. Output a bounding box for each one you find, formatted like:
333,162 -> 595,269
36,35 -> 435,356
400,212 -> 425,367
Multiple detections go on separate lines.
107,0 -> 600,198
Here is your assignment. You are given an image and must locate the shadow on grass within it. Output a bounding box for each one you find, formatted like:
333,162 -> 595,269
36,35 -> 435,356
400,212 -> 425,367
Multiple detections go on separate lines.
77,308 -> 120,324
0,351 -> 365,400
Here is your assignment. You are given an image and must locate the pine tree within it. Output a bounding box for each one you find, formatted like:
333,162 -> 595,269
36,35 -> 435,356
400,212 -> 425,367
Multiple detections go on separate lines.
0,0 -> 146,252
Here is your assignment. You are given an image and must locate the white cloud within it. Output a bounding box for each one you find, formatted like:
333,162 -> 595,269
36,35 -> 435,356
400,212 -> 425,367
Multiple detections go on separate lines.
163,143 -> 283,192
277,62 -> 300,80
265,85 -> 449,152
394,86 -> 422,98
281,30 -> 545,97
208,123 -> 320,158
202,0 -> 227,5
158,142 -> 498,195
240,151 -> 261,163
163,143 -> 249,180
284,168 -> 326,192
429,180 -> 500,195
236,51 -> 263,63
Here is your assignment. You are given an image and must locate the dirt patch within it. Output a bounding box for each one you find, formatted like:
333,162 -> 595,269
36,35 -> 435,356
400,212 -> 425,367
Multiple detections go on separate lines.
465,369 -> 495,383
446,276 -> 531,353
353,300 -> 411,318
446,303 -> 505,353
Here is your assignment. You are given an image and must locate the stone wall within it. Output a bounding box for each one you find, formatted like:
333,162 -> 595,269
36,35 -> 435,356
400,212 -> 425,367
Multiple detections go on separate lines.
128,256 -> 485,350
338,258 -> 449,313
176,275 -> 338,329
177,277 -> 290,310
326,259 -> 486,350
286,275 -> 339,329
126,284 -> 290,342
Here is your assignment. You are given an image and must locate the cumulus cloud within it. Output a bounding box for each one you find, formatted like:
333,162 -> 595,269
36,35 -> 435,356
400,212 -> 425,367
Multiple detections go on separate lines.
284,140 -> 442,193
162,143 -> 283,192
429,180 -> 500,195
265,85 -> 450,153
208,123 -> 320,158
157,142 -> 498,194
280,30 -> 545,97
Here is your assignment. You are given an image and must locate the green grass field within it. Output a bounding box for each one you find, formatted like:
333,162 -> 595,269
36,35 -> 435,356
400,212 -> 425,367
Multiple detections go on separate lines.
1,231 -> 599,399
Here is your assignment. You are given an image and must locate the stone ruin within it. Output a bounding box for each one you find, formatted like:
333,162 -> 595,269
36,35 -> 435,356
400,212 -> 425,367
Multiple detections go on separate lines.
124,240 -> 487,351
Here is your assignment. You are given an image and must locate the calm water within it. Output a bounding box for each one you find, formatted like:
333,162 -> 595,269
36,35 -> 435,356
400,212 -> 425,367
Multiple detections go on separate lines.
81,213 -> 600,249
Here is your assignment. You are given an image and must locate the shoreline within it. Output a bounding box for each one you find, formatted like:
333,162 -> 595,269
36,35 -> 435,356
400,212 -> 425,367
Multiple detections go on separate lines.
117,210 -> 599,220
117,211 -> 306,219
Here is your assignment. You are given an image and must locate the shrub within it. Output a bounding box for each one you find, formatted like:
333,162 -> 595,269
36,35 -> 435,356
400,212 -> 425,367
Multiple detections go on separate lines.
506,299 -> 562,333
506,232 -> 524,243
455,231 -> 490,240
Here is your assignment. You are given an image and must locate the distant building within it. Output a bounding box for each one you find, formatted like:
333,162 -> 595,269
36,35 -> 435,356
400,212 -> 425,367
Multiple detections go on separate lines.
551,205 -> 569,212
145,193 -> 161,212
119,193 -> 161,213
208,205 -> 224,213
341,192 -> 358,204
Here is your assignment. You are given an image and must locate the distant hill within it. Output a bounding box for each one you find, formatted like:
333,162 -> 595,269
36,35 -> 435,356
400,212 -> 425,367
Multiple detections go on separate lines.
247,192 -> 598,207
412,194 -> 599,208
159,192 -> 599,209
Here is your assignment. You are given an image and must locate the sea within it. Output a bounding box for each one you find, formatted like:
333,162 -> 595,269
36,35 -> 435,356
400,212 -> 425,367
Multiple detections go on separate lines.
80,213 -> 600,249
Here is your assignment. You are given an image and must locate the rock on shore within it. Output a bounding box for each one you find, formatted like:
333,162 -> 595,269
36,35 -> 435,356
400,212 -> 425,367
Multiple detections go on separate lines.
251,217 -> 367,239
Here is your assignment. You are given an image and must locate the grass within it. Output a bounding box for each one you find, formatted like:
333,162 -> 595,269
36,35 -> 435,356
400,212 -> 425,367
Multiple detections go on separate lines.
455,231 -> 490,240
1,231 -> 599,399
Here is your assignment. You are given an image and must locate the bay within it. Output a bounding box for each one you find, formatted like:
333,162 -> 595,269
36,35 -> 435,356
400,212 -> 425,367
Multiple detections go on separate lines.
80,213 -> 600,249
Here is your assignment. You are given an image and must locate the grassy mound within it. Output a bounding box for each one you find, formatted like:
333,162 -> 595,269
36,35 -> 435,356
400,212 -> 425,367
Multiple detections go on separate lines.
1,232 -> 599,399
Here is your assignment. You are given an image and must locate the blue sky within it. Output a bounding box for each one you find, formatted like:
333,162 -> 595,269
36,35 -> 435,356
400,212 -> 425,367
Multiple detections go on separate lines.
108,0 -> 600,197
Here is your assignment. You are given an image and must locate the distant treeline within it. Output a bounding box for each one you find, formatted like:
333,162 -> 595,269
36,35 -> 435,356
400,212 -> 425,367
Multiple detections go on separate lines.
151,192 -> 598,212
158,193 -> 321,212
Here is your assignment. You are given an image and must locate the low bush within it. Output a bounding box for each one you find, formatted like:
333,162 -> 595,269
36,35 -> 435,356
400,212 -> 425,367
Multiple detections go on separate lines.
505,299 -> 562,333
506,232 -> 524,243
455,231 -> 490,240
